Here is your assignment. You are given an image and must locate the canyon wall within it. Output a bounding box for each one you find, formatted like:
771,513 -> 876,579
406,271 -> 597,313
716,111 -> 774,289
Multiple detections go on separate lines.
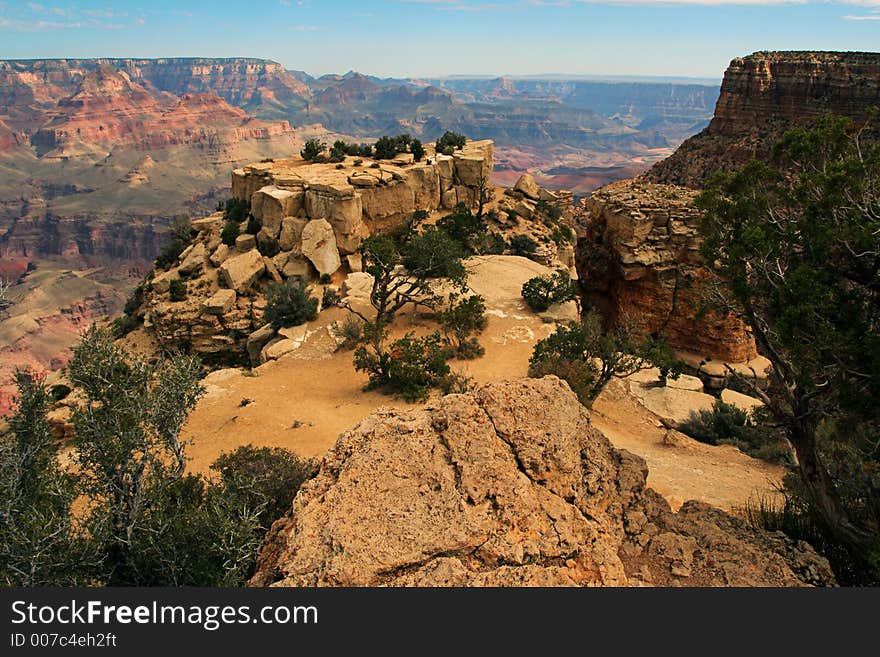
644,51 -> 880,188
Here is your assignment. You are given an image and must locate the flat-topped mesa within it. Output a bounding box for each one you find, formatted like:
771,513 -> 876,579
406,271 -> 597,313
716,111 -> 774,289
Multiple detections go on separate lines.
644,51 -> 880,189
575,180 -> 757,364
231,139 -> 494,257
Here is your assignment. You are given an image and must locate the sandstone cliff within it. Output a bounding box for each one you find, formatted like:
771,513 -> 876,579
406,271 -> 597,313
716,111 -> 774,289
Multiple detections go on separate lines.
643,51 -> 880,188
250,377 -> 834,587
575,180 -> 756,363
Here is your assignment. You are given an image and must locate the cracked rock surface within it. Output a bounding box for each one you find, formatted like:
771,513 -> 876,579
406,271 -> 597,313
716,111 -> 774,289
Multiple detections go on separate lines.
250,377 -> 835,587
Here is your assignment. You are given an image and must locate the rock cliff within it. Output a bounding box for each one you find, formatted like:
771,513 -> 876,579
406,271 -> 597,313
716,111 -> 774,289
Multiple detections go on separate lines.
574,181 -> 756,363
250,377 -> 834,587
644,51 -> 880,188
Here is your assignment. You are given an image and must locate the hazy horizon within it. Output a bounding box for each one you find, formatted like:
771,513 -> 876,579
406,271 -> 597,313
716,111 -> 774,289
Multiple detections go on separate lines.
0,1 -> 877,79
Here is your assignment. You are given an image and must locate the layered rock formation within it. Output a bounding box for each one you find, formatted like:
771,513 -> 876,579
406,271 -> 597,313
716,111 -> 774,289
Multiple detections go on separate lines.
232,140 -> 494,250
29,65 -> 291,155
644,51 -> 880,188
251,377 -> 833,587
575,180 -> 756,363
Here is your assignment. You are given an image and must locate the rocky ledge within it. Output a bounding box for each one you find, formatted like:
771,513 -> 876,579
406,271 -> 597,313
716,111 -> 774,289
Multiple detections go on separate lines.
575,180 -> 757,364
250,377 -> 834,587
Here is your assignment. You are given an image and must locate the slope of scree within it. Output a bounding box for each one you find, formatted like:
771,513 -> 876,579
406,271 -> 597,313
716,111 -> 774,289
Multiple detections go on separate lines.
251,377 -> 835,587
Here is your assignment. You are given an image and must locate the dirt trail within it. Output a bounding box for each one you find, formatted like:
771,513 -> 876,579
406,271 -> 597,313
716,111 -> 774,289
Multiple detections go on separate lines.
181,255 -> 782,513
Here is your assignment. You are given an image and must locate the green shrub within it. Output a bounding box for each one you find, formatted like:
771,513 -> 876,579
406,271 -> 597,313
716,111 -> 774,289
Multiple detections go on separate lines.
168,278 -> 187,302
245,216 -> 260,235
211,445 -> 317,530
678,401 -> 791,463
111,313 -> 142,338
354,325 -> 450,402
437,293 -> 487,360
529,311 -> 679,408
263,279 -> 319,329
535,199 -> 564,222
509,234 -> 538,258
154,238 -> 186,271
300,138 -> 326,161
337,315 -> 364,350
435,131 -> 466,155
221,221 -> 240,246
322,286 -> 341,308
222,198 -> 250,224
521,270 -> 577,312
402,227 -> 467,281
411,139 -> 425,161
436,203 -> 487,255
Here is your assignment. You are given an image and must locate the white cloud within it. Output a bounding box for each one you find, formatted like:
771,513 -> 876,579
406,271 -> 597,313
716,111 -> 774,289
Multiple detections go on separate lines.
291,24 -> 319,31
843,12 -> 880,16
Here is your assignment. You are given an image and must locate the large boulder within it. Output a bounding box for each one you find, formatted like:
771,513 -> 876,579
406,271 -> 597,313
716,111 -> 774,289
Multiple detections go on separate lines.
219,249 -> 266,293
513,173 -> 541,200
202,289 -> 236,315
301,219 -> 341,277
251,186 -> 304,238
251,377 -> 835,587
279,217 -> 309,252
304,186 -> 366,254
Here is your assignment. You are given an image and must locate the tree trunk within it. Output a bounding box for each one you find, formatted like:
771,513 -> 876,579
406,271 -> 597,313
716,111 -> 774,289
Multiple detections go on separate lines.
789,420 -> 879,567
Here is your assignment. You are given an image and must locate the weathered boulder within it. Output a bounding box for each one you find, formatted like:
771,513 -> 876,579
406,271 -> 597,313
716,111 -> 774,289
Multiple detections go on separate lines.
235,233 -> 256,252
282,254 -> 312,279
301,219 -> 341,277
202,289 -> 236,315
219,249 -> 266,293
360,181 -> 415,223
278,217 -> 308,252
251,186 -> 304,237
246,323 -> 275,365
514,173 -> 540,200
304,186 -> 366,254
210,243 -> 230,267
251,377 -> 835,588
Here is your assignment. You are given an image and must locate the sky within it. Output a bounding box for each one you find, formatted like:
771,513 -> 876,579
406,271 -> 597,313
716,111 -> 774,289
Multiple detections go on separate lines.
0,0 -> 877,79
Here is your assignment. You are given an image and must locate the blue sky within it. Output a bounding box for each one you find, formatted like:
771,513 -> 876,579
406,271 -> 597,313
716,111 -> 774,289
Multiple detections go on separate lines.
0,1 -> 877,78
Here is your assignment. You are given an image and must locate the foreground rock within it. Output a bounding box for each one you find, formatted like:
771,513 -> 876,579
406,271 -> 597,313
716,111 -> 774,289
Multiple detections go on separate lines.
251,377 -> 834,587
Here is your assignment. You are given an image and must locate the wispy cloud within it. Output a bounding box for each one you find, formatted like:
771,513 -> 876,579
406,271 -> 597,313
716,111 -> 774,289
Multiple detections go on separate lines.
843,12 -> 880,17
291,24 -> 320,31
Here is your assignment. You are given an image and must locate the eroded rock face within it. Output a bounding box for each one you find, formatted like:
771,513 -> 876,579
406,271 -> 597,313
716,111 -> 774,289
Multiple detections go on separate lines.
250,377 -> 833,587
575,181 -> 756,363
301,219 -> 341,276
644,51 -> 880,188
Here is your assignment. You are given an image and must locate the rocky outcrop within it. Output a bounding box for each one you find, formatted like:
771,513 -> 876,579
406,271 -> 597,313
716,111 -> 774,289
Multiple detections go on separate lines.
231,140 -> 494,258
575,180 -> 756,363
250,377 -> 834,587
644,51 -> 880,188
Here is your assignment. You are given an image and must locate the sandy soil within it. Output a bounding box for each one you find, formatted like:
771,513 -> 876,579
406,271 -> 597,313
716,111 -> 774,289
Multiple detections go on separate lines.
180,255 -> 783,513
